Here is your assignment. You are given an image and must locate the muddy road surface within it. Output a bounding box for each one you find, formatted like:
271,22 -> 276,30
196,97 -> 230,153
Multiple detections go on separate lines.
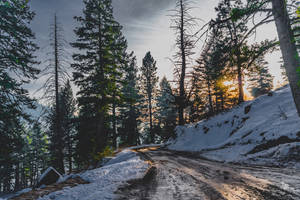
116,148 -> 300,200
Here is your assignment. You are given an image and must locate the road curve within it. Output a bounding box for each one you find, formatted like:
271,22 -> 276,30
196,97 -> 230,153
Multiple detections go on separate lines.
116,148 -> 300,200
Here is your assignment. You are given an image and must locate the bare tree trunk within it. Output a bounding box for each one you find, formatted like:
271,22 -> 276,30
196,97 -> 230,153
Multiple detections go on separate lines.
15,163 -> 20,191
53,14 -> 65,174
68,141 -> 72,173
216,95 -> 220,112
272,0 -> 300,116
148,92 -> 154,143
112,92 -> 117,148
21,165 -> 25,189
54,14 -> 59,136
95,15 -> 106,156
4,174 -> 10,192
229,16 -> 244,104
179,0 -> 186,125
221,93 -> 224,110
207,80 -> 214,114
237,58 -> 244,103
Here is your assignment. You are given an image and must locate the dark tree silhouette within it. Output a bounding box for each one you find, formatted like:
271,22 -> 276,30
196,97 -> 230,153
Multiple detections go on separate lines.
170,0 -> 196,125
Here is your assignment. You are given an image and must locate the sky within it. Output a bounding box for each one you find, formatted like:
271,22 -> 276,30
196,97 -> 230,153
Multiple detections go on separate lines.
26,0 -> 284,98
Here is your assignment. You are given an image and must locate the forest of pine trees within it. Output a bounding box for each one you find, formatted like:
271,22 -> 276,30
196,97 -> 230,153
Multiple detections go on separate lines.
1,0 -> 300,194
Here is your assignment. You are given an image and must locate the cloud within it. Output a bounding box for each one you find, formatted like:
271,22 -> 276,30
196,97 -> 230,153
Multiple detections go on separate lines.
28,0 -> 174,47
112,0 -> 173,23
26,0 -> 175,96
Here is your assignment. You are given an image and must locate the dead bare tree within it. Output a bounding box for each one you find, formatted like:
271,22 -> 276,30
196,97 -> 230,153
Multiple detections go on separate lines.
169,0 -> 197,125
37,14 -> 70,174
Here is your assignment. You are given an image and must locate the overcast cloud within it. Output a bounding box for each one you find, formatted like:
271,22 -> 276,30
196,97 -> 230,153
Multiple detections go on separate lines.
29,0 -> 174,49
26,0 -> 282,98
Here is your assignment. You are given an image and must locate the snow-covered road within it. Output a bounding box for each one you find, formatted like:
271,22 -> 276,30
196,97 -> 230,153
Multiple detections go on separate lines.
116,148 -> 300,200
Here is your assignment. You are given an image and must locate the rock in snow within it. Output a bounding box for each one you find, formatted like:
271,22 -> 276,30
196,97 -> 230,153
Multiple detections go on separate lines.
37,167 -> 62,188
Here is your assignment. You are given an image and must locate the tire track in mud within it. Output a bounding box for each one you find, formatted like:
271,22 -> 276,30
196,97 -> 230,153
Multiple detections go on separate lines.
115,149 -> 300,200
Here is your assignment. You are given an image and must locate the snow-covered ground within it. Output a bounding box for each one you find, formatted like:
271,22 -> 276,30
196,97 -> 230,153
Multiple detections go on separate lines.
37,149 -> 149,200
0,188 -> 32,200
168,85 -> 300,167
5,86 -> 300,199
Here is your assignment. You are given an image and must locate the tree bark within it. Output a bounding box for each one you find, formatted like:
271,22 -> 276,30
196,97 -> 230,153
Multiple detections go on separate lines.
221,93 -> 224,110
54,14 -> 65,174
95,13 -> 106,156
148,92 -> 154,143
112,92 -> 117,148
179,0 -> 186,125
15,163 -> 20,191
231,20 -> 244,104
272,0 -> 300,116
237,58 -> 244,103
207,80 -> 214,114
68,141 -> 72,173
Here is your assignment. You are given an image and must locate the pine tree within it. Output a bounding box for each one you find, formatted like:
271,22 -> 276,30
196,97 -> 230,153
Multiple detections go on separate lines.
71,0 -> 126,165
155,77 -> 177,141
192,30 -> 234,119
196,34 -> 223,112
109,23 -> 128,149
21,122 -> 49,188
140,52 -> 158,143
249,59 -> 273,98
60,80 -> 77,173
0,0 -> 39,192
212,0 -> 276,104
228,0 -> 300,115
118,53 -> 142,146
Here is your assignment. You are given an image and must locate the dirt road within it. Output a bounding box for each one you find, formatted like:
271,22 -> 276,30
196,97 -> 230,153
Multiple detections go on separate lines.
116,148 -> 300,200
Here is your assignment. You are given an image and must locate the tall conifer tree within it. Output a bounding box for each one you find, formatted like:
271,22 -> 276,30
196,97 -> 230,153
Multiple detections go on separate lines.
212,0 -> 276,103
0,0 -> 39,190
60,80 -> 77,173
155,77 -> 177,141
140,52 -> 158,143
249,59 -> 273,97
118,53 -> 142,146
71,0 -> 127,165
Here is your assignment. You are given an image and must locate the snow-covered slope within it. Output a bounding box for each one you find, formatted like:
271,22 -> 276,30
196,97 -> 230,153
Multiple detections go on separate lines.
37,149 -> 149,200
168,85 -> 300,167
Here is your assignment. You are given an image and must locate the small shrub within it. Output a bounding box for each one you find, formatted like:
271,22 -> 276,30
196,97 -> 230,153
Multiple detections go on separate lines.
94,146 -> 115,161
244,104 -> 251,114
203,126 -> 209,134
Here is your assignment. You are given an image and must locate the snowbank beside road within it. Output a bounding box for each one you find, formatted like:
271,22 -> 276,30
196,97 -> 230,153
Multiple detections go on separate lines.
168,85 -> 300,167
38,150 -> 149,200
